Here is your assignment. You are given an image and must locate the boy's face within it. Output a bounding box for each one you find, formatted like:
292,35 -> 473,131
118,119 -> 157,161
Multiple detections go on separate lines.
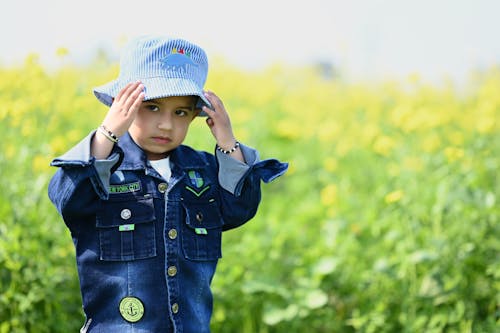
128,95 -> 198,160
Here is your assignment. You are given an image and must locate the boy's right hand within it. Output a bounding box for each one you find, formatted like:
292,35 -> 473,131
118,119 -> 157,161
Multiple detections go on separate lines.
101,81 -> 145,137
91,82 -> 144,159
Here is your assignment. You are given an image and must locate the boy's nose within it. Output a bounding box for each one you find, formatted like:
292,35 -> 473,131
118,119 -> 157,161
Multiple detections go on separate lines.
158,112 -> 173,130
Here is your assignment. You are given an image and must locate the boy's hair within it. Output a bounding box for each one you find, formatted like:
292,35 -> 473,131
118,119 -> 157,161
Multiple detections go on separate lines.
94,35 -> 211,116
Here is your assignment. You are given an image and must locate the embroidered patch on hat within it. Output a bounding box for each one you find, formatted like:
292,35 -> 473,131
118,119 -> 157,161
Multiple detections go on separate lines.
161,48 -> 198,72
119,296 -> 145,323
109,182 -> 141,194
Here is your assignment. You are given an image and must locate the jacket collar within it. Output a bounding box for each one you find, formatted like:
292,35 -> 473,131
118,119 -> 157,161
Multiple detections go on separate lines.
116,132 -> 209,171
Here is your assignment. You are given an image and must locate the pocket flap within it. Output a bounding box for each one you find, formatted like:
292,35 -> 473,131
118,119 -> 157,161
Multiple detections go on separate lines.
97,198 -> 155,228
183,201 -> 223,231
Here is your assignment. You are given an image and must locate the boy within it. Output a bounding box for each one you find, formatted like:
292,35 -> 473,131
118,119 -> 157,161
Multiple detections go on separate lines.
48,35 -> 288,333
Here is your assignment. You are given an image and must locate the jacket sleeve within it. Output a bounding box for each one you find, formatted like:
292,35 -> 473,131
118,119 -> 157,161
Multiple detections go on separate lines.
216,143 -> 288,231
48,131 -> 122,227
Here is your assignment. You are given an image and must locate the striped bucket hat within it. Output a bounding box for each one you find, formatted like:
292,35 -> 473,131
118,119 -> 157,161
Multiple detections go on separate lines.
94,35 -> 211,116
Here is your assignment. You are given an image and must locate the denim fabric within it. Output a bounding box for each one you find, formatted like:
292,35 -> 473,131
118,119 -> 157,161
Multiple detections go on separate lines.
48,132 -> 288,333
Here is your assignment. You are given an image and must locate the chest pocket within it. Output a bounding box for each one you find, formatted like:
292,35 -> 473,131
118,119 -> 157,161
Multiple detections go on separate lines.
96,197 -> 157,261
181,200 -> 223,261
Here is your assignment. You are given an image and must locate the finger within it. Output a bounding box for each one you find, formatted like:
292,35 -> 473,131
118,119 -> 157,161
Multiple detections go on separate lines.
129,92 -> 145,115
203,105 -> 215,115
116,81 -> 141,103
122,84 -> 145,111
205,117 -> 214,127
114,82 -> 132,102
114,82 -> 135,102
203,91 -> 222,109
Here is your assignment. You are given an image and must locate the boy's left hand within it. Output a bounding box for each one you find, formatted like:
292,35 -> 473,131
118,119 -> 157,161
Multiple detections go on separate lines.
202,91 -> 235,147
202,91 -> 244,162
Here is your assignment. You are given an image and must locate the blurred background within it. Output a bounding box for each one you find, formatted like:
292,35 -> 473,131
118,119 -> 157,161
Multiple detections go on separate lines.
2,0 -> 500,83
0,1 -> 499,332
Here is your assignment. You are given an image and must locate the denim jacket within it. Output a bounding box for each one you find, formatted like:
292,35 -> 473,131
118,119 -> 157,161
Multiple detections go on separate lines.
48,131 -> 288,333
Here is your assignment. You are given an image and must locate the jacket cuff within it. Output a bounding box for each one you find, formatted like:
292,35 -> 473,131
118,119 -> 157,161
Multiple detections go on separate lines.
216,143 -> 288,196
50,131 -> 96,167
91,154 -> 121,198
50,130 -> 121,199
216,143 -> 255,194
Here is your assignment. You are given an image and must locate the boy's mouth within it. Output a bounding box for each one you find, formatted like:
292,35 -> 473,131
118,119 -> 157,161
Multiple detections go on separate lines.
152,136 -> 172,144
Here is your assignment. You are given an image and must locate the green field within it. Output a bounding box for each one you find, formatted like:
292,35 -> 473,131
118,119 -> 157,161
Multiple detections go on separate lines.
0,54 -> 499,332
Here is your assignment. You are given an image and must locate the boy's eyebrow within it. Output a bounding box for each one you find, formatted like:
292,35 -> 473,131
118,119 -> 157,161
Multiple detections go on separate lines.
176,105 -> 196,112
144,98 -> 163,104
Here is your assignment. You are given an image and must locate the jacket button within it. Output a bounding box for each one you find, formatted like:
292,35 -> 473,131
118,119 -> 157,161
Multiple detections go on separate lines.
168,229 -> 177,239
120,209 -> 132,220
167,266 -> 177,277
171,303 -> 179,314
196,212 -> 203,222
158,183 -> 168,193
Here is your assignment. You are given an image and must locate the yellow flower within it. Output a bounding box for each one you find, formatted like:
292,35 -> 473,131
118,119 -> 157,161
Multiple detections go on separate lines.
444,147 -> 465,162
286,162 -> 296,176
318,123 -> 338,143
21,118 -> 35,138
402,156 -> 424,172
476,116 -> 495,133
373,135 -> 396,156
4,144 -> 16,159
276,120 -> 301,140
448,131 -> 465,146
0,104 -> 9,121
385,190 -> 404,204
420,133 -> 442,153
323,157 -> 338,172
407,72 -> 421,84
350,223 -> 361,235
50,136 -> 68,155
321,184 -> 338,207
68,129 -> 83,143
56,47 -> 69,58
32,154 -> 51,173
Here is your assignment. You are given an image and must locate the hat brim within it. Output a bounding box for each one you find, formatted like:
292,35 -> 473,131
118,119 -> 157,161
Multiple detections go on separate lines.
94,77 -> 211,117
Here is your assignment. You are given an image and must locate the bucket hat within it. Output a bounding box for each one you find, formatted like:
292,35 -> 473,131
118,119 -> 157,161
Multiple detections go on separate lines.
94,35 -> 211,116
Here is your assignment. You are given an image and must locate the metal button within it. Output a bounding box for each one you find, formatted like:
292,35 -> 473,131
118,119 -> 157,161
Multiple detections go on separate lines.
120,209 -> 132,220
168,229 -> 177,240
167,266 -> 177,277
171,303 -> 179,314
158,183 -> 168,193
196,212 -> 203,222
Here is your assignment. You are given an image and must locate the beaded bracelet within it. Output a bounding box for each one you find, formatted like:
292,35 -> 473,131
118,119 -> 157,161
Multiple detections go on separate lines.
216,141 -> 240,154
98,125 -> 119,143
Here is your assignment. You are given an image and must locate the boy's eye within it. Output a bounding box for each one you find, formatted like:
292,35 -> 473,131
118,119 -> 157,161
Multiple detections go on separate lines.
146,104 -> 160,112
175,109 -> 189,117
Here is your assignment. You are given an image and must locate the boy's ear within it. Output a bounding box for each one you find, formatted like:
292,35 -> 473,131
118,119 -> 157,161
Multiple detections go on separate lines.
192,109 -> 201,120
191,95 -> 201,119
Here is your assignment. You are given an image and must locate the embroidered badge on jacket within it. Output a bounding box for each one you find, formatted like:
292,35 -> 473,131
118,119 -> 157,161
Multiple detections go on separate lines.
185,170 -> 210,197
119,296 -> 145,323
109,182 -> 141,194
188,170 -> 204,188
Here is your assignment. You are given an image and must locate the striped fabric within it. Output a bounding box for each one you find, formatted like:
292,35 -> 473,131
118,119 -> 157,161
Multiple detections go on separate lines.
94,35 -> 211,116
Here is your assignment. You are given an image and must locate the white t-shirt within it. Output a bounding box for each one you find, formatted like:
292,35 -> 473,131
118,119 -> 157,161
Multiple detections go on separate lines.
149,156 -> 172,182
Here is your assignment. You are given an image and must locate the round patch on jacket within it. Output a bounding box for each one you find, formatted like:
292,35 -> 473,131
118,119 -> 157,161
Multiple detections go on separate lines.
119,296 -> 145,322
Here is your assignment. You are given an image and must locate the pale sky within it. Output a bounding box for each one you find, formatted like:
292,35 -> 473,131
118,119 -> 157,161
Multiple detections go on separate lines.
1,0 -> 499,83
